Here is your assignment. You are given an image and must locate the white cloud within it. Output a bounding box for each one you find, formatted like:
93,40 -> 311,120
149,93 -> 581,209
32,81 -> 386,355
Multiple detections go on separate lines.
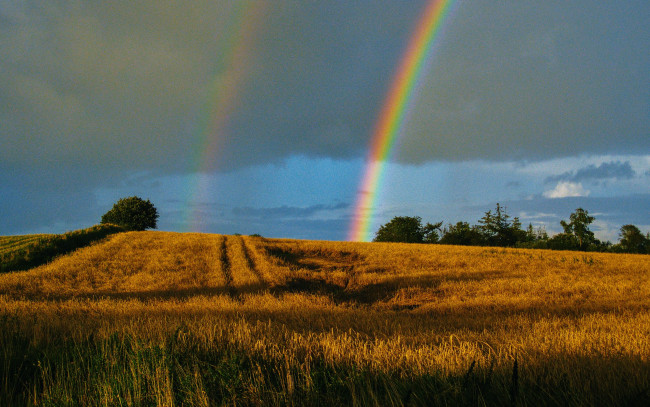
543,182 -> 590,199
517,211 -> 558,221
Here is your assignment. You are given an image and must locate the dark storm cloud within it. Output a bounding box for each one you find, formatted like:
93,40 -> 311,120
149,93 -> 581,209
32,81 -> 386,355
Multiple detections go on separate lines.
545,161 -> 636,184
0,1 -> 420,176
2,1 -> 648,178
399,1 -> 649,163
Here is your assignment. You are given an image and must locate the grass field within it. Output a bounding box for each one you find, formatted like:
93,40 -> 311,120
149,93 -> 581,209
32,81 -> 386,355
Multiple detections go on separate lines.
1,231 -> 649,406
0,234 -> 50,254
0,225 -> 124,274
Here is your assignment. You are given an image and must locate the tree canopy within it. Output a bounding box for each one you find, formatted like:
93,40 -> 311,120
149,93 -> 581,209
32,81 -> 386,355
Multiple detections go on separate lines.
372,205 -> 647,254
100,196 -> 159,231
478,203 -> 525,247
373,216 -> 442,243
560,208 -> 595,250
619,224 -> 649,253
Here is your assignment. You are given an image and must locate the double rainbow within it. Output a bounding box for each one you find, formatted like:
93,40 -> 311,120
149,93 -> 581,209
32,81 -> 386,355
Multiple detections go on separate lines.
348,0 -> 455,241
183,3 -> 266,231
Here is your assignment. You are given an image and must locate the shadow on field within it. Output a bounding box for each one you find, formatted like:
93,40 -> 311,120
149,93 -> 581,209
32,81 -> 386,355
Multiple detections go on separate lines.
5,269 -> 498,309
269,269 -> 508,308
2,311 -> 649,407
264,244 -> 515,307
265,246 -> 360,273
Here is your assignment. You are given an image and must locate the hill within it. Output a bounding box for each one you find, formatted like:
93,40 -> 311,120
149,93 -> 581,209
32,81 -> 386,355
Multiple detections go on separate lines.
1,231 -> 649,405
0,224 -> 124,273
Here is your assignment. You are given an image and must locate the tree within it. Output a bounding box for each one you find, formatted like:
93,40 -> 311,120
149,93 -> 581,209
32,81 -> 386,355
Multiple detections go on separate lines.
477,203 -> 524,247
619,224 -> 648,253
517,223 -> 550,249
439,221 -> 486,246
422,221 -> 444,244
101,196 -> 159,231
546,232 -> 579,251
374,216 -> 423,243
560,208 -> 595,250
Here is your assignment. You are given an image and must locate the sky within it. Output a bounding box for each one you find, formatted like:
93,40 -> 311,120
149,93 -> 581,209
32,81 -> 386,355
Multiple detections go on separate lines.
1,0 -> 648,243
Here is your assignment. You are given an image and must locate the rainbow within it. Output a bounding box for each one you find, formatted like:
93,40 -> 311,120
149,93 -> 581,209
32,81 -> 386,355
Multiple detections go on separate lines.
348,0 -> 455,242
184,3 -> 266,231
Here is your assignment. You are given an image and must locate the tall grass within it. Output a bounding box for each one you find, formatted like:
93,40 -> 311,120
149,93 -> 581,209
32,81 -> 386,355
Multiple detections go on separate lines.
1,232 -> 649,405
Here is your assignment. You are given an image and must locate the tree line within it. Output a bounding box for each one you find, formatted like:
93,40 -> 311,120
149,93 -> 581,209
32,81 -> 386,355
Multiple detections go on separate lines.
374,204 -> 649,254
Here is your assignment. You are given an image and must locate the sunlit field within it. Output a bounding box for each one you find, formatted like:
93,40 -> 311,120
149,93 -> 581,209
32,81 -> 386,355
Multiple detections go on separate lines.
1,231 -> 649,406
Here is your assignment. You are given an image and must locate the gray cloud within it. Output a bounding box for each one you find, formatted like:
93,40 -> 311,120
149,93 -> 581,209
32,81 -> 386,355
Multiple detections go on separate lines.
399,1 -> 649,163
545,161 -> 636,184
1,0 -> 647,180
0,1 -> 417,175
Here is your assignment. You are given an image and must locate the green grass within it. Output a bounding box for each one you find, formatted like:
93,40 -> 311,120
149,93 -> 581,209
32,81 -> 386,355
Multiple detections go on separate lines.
3,315 -> 647,406
0,224 -> 124,273
0,234 -> 50,254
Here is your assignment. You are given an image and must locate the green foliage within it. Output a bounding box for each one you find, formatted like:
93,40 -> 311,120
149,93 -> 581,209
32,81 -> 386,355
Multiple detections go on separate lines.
377,204 -> 647,254
101,196 -> 159,231
617,224 -> 649,254
478,203 -> 526,247
422,221 -> 443,243
374,216 -> 423,243
374,216 -> 442,243
0,224 -> 124,273
439,222 -> 485,246
0,234 -> 49,254
560,208 -> 596,250
545,233 -> 580,251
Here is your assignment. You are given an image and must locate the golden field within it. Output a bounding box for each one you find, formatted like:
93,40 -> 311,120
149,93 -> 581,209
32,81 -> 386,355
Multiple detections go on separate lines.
1,231 -> 649,406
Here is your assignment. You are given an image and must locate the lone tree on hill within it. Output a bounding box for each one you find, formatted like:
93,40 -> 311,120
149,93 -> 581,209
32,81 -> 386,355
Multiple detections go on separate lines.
101,196 -> 159,231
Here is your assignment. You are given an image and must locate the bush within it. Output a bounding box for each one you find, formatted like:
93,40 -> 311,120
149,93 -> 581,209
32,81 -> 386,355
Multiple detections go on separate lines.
101,197 -> 159,231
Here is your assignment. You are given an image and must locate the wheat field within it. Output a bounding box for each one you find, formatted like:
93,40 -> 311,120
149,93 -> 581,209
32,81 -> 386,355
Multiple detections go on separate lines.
1,231 -> 649,406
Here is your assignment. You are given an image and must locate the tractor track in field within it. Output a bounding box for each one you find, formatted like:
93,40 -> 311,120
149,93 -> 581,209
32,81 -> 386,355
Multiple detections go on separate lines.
219,236 -> 239,299
237,236 -> 268,288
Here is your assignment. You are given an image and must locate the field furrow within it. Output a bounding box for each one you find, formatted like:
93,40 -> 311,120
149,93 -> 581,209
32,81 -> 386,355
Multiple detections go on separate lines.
239,236 -> 269,286
218,236 -> 233,285
241,236 -> 290,286
225,235 -> 267,292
